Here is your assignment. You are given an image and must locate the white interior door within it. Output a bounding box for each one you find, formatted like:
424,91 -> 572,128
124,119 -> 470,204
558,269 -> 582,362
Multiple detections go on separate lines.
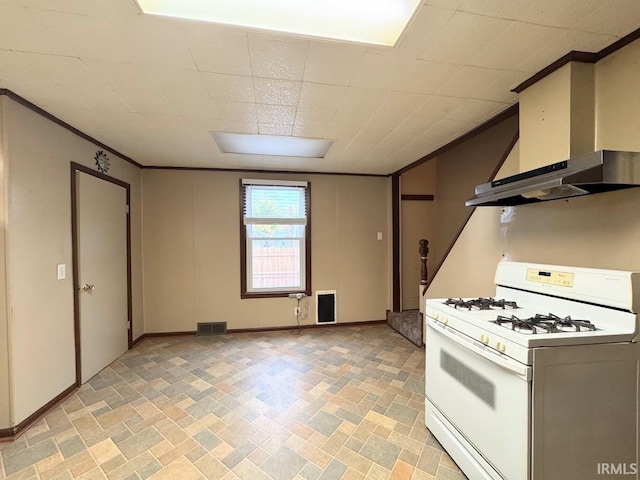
77,171 -> 128,383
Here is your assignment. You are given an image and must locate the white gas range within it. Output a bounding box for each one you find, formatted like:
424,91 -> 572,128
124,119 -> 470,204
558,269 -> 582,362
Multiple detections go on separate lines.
425,262 -> 640,480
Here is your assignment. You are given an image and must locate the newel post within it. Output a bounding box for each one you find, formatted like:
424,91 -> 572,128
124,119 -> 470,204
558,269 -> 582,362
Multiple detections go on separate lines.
419,239 -> 429,296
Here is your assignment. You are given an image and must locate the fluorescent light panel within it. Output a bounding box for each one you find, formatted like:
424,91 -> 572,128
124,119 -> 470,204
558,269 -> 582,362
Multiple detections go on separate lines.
136,0 -> 421,46
213,132 -> 333,158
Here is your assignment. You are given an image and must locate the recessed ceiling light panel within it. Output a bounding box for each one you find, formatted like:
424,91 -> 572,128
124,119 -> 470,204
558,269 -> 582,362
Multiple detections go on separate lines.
136,0 -> 421,46
213,132 -> 333,158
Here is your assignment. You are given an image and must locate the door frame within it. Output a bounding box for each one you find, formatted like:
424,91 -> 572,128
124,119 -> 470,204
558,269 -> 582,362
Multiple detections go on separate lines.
70,162 -> 132,387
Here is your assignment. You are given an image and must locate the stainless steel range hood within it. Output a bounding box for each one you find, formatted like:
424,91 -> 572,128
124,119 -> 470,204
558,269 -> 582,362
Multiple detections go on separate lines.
466,150 -> 640,207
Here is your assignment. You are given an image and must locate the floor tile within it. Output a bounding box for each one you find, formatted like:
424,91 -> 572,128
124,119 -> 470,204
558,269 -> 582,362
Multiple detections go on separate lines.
260,445 -> 307,480
0,325 -> 467,480
360,434 -> 402,470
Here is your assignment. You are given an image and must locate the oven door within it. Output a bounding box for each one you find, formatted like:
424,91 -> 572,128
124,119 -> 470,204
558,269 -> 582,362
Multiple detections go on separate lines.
426,317 -> 532,480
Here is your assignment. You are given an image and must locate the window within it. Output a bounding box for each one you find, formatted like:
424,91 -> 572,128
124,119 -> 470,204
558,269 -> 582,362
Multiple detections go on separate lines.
240,179 -> 311,298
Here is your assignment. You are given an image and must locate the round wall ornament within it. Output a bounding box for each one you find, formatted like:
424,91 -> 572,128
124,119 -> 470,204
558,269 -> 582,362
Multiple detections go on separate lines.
94,150 -> 110,173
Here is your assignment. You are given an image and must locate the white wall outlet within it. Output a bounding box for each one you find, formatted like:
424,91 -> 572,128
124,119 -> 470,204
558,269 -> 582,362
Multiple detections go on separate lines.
57,264 -> 66,280
377,232 -> 383,240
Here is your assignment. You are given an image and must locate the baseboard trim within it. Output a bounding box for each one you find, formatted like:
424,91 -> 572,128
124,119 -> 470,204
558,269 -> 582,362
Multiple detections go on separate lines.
229,319 -> 386,333
132,334 -> 146,346
138,320 -> 387,339
142,331 -> 197,338
0,384 -> 77,443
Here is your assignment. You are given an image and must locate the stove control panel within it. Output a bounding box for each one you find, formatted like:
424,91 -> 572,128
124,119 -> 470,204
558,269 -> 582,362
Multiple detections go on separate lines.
526,268 -> 574,287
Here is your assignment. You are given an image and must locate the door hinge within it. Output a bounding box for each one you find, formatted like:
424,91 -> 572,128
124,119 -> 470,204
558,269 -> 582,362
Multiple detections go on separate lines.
126,205 -> 130,214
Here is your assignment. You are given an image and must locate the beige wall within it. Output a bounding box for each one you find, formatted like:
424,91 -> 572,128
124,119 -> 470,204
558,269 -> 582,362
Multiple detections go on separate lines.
2,96 -> 143,426
520,62 -> 595,171
519,64 -> 572,170
595,39 -> 640,152
426,144 -> 520,298
142,170 -> 390,331
428,37 -> 640,298
0,99 -> 10,430
400,114 -> 518,309
400,161 -> 437,309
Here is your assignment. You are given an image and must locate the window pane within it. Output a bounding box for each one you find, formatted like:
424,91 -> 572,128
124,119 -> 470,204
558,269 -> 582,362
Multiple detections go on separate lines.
251,239 -> 301,289
246,185 -> 305,219
247,224 -> 304,238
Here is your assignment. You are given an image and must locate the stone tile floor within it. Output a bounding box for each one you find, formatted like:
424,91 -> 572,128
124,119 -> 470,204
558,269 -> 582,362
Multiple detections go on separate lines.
0,324 -> 467,480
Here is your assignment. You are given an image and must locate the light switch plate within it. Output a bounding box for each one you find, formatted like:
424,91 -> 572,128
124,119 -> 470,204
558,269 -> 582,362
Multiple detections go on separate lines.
57,264 -> 66,280
377,232 -> 383,240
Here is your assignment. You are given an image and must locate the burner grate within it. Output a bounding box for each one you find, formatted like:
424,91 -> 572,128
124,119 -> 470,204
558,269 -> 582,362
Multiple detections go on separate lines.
444,297 -> 519,310
492,313 -> 596,334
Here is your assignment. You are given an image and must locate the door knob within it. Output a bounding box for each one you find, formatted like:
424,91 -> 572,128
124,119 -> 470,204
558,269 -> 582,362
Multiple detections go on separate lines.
80,284 -> 95,292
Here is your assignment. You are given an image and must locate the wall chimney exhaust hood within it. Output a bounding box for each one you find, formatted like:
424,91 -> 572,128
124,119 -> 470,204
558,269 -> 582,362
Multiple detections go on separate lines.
466,150 -> 640,207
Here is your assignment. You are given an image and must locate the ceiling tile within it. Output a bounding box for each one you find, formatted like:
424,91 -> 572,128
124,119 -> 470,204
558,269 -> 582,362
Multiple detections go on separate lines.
253,77 -> 301,106
58,14 -> 189,67
0,50 -> 51,85
248,35 -> 308,80
514,29 -> 615,74
150,67 -> 210,101
459,0 -> 530,20
10,81 -> 88,115
326,87 -> 388,138
1,0 -> 101,15
117,90 -> 175,116
187,30 -> 251,76
216,101 -> 258,123
85,60 -> 154,93
364,92 -> 429,134
376,132 -> 421,155
395,5 -> 456,58
446,99 -> 508,122
471,22 -> 567,71
0,4 -> 72,55
167,97 -> 222,119
571,0 -> 640,36
294,106 -> 337,128
181,116 -> 259,137
435,65 -> 513,99
257,123 -> 294,136
424,0 -> 464,9
298,83 -> 348,110
30,9 -> 139,62
256,104 -> 296,124
303,42 -> 366,85
397,60 -> 462,94
426,118 -> 475,139
467,70 -> 527,103
373,92 -> 428,123
201,73 -> 255,102
292,124 -> 329,139
394,115 -> 440,135
19,53 -> 107,89
418,12 -> 513,65
518,0 -> 603,29
414,95 -> 466,118
350,52 -> 413,90
65,85 -> 133,114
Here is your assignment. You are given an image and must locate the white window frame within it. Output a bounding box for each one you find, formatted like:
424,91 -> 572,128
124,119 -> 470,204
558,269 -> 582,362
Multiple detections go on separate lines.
241,179 -> 310,297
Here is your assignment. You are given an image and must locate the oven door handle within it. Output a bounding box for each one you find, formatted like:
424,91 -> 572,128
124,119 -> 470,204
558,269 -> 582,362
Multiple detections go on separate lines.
426,317 -> 532,381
